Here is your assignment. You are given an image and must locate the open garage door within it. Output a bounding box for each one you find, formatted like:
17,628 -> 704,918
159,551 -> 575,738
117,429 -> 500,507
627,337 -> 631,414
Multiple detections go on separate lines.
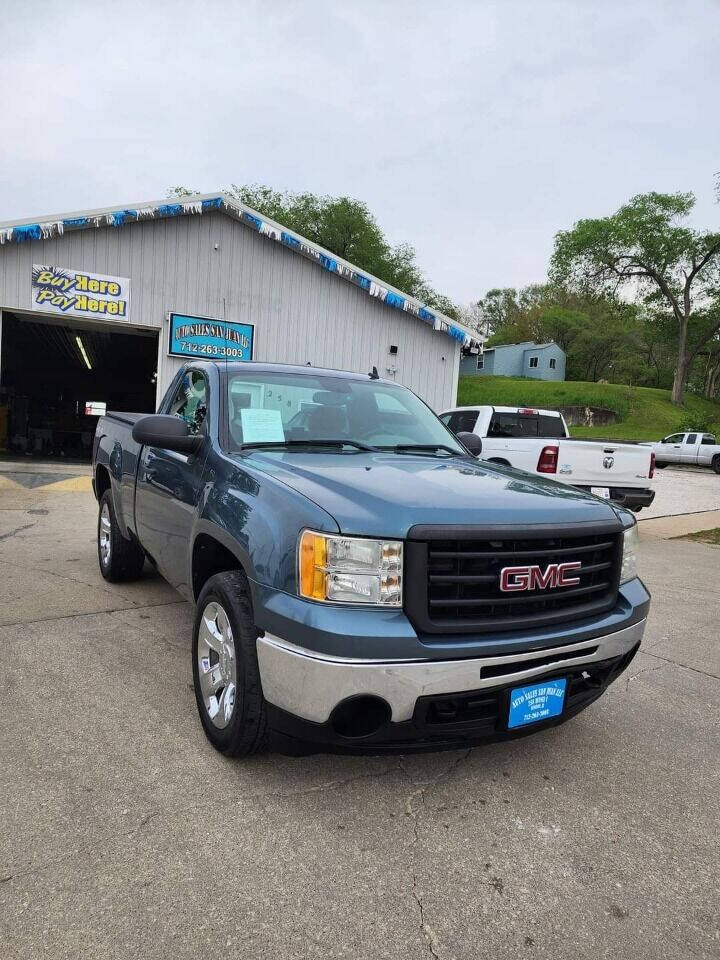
0,311 -> 158,461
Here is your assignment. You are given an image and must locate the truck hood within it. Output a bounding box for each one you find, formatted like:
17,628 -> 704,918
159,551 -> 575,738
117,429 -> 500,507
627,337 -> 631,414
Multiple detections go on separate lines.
234,451 -> 621,537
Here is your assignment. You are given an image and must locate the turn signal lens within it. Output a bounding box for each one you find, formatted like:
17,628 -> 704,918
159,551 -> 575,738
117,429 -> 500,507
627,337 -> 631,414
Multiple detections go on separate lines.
298,531 -> 403,605
299,530 -> 327,600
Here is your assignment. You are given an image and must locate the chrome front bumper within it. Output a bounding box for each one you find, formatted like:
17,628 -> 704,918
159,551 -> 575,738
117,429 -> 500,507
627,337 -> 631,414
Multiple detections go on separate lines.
256,619 -> 646,724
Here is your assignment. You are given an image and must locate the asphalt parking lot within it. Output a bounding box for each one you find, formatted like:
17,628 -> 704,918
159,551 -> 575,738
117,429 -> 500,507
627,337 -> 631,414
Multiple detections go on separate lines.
1,464 -> 718,960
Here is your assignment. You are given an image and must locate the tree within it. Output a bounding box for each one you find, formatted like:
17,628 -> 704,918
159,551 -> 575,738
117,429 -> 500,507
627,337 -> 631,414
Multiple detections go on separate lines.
167,185 -> 458,318
478,288 -> 521,338
705,341 -> 720,399
632,310 -> 678,388
567,313 -> 634,382
455,301 -> 485,336
696,307 -> 720,399
473,281 -> 672,386
551,192 -> 720,403
532,306 -> 583,353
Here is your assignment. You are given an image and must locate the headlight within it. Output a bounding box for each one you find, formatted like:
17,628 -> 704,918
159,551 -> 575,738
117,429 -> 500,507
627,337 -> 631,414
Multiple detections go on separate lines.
620,523 -> 639,583
298,531 -> 403,605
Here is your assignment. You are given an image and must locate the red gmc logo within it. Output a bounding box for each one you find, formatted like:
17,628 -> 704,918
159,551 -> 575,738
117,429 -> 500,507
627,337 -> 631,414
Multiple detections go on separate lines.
499,561 -> 582,592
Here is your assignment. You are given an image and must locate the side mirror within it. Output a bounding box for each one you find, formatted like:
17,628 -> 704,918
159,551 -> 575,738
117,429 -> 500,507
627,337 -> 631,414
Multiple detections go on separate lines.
456,431 -> 482,456
132,414 -> 203,455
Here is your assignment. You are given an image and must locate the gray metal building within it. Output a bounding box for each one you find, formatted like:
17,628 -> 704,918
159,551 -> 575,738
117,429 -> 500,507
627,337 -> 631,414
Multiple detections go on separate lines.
0,193 -> 475,458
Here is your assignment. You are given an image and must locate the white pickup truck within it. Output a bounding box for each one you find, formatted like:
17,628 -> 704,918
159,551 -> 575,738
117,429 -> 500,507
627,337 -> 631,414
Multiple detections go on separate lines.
440,405 -> 656,511
650,431 -> 720,473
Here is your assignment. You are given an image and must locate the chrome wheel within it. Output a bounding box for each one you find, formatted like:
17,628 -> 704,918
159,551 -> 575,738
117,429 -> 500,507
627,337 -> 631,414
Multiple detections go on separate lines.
99,503 -> 112,567
197,601 -> 237,729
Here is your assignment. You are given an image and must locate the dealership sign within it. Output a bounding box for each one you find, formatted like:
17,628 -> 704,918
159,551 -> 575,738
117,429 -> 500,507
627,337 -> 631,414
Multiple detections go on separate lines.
32,265 -> 130,320
168,313 -> 254,361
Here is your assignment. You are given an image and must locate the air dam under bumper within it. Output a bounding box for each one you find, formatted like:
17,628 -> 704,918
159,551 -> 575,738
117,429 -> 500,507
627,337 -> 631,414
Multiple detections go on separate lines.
256,619 -> 646,754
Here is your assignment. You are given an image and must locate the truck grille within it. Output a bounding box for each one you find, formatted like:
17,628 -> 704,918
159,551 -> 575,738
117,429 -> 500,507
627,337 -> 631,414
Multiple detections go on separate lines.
404,523 -> 623,635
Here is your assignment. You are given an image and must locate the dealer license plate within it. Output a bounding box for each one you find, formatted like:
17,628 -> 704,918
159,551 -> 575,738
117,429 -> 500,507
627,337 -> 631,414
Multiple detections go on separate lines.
508,678 -> 567,729
590,486 -> 610,499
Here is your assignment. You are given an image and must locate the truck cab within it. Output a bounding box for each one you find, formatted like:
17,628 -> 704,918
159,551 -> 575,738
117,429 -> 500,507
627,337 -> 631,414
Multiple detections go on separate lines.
652,432 -> 720,472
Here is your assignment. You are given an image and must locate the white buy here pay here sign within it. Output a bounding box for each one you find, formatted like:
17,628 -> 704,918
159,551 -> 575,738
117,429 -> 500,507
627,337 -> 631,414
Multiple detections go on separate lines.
32,264 -> 131,321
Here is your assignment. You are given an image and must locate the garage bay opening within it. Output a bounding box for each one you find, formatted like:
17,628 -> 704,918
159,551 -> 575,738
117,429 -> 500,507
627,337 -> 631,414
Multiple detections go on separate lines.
0,311 -> 158,461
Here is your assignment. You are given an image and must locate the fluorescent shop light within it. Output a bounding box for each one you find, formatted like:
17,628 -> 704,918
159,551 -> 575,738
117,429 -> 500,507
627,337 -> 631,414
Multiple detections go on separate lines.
75,336 -> 92,370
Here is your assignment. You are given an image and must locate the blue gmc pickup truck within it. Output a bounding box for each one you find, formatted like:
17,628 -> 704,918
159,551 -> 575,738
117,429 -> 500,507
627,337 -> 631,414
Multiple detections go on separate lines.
92,361 -> 649,756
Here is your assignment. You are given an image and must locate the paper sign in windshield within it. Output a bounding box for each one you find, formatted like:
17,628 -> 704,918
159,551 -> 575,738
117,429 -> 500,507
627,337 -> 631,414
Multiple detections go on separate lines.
240,409 -> 285,444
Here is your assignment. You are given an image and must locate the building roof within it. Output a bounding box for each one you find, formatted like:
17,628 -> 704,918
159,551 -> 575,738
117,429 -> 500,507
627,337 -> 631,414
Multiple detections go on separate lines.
483,341 -> 562,353
0,192 -> 477,348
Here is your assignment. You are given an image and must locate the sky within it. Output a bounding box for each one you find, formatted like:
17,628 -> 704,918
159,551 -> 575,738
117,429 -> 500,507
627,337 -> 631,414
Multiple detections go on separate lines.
1,0 -> 718,305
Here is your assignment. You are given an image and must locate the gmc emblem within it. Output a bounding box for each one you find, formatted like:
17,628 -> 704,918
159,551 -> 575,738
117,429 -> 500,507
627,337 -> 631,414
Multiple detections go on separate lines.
499,561 -> 582,592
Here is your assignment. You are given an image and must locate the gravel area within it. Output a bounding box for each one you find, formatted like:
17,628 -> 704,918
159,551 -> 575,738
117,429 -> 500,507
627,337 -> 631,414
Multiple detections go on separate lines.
640,466 -> 720,520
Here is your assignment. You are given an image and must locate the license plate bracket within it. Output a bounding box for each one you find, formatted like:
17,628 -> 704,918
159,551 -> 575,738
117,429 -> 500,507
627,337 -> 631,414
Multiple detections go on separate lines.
508,677 -> 567,729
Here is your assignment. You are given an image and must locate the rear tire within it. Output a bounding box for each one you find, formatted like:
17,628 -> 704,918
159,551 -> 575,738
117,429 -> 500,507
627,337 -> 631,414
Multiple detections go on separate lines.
712,456 -> 720,475
192,570 -> 268,757
655,463 -> 667,469
97,490 -> 145,582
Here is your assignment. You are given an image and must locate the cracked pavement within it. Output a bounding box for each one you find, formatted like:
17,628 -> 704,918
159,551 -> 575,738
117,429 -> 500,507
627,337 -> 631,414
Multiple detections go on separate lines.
0,478 -> 719,959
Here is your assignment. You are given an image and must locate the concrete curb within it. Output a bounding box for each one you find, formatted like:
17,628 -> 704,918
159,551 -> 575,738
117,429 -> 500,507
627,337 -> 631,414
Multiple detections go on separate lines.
638,509 -> 720,540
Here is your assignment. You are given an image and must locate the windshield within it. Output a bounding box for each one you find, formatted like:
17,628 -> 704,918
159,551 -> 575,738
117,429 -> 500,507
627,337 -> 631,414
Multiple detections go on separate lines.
225,370 -> 466,454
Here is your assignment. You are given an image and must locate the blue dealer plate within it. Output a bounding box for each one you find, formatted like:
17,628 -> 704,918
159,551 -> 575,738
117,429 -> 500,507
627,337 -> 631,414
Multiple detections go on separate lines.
508,678 -> 567,729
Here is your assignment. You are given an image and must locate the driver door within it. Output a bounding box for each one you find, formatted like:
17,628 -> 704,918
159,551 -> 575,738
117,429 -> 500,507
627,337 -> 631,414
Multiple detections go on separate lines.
659,433 -> 684,464
135,369 -> 210,595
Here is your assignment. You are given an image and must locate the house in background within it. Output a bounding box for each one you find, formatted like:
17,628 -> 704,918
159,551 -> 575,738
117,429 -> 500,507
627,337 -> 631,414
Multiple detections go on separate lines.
459,341 -> 566,381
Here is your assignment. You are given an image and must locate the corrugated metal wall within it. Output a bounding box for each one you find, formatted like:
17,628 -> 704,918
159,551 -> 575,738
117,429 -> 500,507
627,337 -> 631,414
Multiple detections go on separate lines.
0,211 -> 460,410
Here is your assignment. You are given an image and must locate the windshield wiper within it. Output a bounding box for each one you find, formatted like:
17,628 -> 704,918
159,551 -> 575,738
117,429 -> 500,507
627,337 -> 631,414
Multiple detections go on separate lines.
240,439 -> 379,452
384,444 -> 465,457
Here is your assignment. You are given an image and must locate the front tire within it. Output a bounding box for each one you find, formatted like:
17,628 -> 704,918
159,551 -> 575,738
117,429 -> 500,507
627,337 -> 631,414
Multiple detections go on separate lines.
192,570 -> 268,757
97,490 -> 145,582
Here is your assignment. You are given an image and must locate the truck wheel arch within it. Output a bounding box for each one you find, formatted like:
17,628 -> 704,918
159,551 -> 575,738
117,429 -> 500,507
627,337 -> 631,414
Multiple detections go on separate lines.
191,529 -> 255,602
95,464 -> 111,500
487,457 -> 511,467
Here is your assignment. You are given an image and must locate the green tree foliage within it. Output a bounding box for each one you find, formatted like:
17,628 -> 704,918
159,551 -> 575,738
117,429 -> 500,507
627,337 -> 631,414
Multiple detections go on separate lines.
167,185 -> 457,318
550,192 -> 720,403
694,324 -> 720,400
477,288 -> 521,338
478,283 -> 676,388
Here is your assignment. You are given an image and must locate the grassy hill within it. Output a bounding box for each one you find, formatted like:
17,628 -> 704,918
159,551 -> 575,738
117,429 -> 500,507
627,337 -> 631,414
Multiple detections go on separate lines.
456,376 -> 720,441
